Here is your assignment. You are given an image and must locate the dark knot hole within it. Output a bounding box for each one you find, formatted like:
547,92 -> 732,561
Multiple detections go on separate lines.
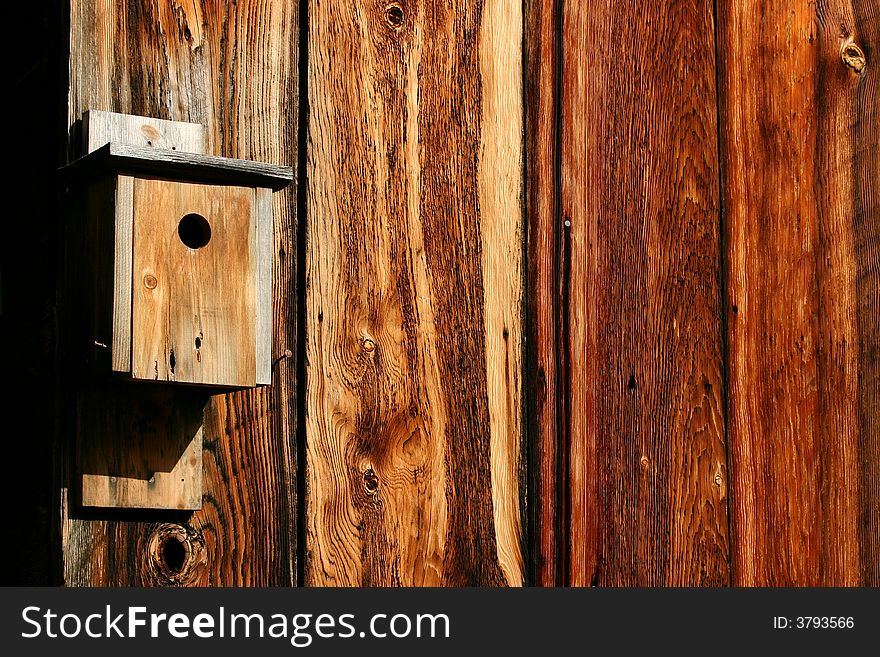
160,535 -> 187,575
386,4 -> 404,27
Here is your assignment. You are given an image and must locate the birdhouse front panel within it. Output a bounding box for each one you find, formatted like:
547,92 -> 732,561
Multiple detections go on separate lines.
130,178 -> 258,387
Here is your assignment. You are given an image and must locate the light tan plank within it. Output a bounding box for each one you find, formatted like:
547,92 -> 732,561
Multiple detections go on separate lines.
130,179 -> 256,387
80,386 -> 205,510
84,110 -> 205,154
306,0 -> 525,586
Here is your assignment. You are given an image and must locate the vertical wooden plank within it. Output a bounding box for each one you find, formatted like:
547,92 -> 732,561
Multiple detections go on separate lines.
717,0 -> 878,586
306,0 -> 525,586
853,0 -> 880,587
111,176 -> 134,373
524,0 -> 562,586
560,0 -> 729,585
479,0 -> 526,586
255,187 -> 274,386
130,180 -> 257,386
62,0 -> 297,585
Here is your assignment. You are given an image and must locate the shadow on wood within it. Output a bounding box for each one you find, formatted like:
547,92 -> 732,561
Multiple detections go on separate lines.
75,383 -> 209,510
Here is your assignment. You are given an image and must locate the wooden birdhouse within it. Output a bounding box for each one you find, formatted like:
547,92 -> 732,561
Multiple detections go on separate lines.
64,111 -> 293,389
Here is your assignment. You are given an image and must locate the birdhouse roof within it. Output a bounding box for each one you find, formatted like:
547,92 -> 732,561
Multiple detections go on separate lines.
61,142 -> 293,191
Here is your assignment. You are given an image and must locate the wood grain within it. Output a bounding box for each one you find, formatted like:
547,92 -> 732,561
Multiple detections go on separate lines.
524,0 -> 562,586
79,385 -> 205,510
305,0 -> 525,586
112,176 -> 134,373
72,171 -> 205,511
62,0 -> 297,585
83,109 -> 206,154
255,187 -> 274,386
559,0 -> 729,586
65,142 -> 294,190
131,179 -> 257,387
853,0 -> 879,588
69,134 -> 215,508
717,0 -> 879,586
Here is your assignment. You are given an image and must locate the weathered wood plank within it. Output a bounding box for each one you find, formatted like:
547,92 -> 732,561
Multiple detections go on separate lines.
524,0 -> 563,587
717,0 -> 879,586
255,188 -> 274,386
112,176 -> 134,373
79,385 -> 205,510
62,0 -> 297,585
306,0 -> 525,586
83,109 -> 205,155
559,0 -> 729,585
64,142 -> 294,190
853,0 -> 880,588
130,179 -> 257,386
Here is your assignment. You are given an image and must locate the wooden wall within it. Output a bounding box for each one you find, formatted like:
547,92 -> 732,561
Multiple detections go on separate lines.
716,0 -> 878,587
529,0 -> 878,587
29,0 -> 876,586
305,0 -> 525,586
561,0 -> 729,586
61,0 -> 298,586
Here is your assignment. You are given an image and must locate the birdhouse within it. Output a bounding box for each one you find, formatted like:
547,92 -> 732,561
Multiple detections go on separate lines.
64,111 -> 293,389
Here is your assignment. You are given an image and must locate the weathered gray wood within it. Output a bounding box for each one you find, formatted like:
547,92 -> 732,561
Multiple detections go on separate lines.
254,187 -> 273,386
111,175 -> 134,373
64,142 -> 294,190
84,110 -> 205,155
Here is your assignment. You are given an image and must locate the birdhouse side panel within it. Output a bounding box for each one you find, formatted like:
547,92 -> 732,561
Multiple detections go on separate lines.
72,174 -> 118,374
111,175 -> 134,374
130,179 -> 257,387
254,187 -> 273,385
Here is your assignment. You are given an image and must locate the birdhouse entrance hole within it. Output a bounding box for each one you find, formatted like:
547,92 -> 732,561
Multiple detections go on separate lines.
178,212 -> 211,249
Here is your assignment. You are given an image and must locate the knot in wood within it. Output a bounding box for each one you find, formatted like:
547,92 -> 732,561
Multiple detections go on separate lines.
385,3 -> 404,29
362,337 -> 376,353
841,43 -> 866,73
363,468 -> 380,493
143,273 -> 158,289
147,523 -> 204,586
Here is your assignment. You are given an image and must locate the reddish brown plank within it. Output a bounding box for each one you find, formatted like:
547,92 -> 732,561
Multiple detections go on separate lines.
717,0 -> 878,585
62,0 -> 297,586
524,0 -> 563,587
560,0 -> 730,586
853,0 -> 880,587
